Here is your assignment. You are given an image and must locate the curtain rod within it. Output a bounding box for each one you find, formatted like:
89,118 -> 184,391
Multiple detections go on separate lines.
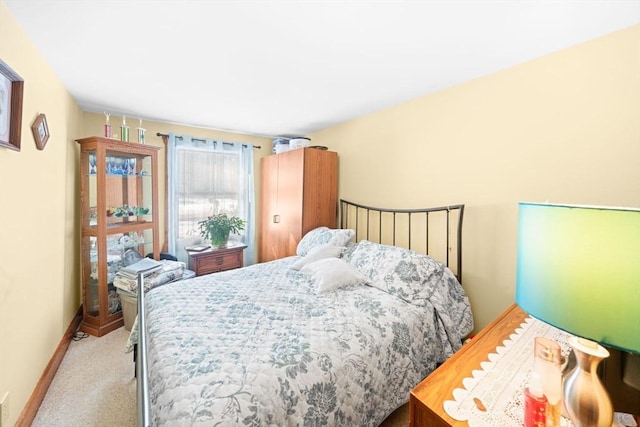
156,132 -> 261,149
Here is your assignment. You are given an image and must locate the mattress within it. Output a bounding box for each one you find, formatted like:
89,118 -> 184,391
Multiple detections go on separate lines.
143,246 -> 472,426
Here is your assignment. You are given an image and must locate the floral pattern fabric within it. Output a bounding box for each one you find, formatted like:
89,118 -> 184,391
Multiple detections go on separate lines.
144,250 -> 472,426
345,240 -> 473,356
295,227 -> 355,256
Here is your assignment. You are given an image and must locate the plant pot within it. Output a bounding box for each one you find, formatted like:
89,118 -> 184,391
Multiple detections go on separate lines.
209,228 -> 230,248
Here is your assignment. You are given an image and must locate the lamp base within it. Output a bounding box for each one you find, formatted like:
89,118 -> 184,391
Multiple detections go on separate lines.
563,336 -> 613,427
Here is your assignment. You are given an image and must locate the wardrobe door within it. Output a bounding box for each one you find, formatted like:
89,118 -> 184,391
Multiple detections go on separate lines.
301,149 -> 338,236
276,149 -> 305,258
259,150 -> 304,262
259,154 -> 278,262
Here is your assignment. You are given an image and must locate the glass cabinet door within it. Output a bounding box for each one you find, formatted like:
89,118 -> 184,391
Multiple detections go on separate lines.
81,231 -> 154,319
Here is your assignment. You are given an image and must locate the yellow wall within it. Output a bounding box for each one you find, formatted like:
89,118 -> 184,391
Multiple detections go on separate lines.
0,1 -> 83,423
310,24 -> 640,332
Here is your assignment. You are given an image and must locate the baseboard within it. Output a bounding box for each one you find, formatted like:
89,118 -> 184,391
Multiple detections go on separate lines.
15,306 -> 83,426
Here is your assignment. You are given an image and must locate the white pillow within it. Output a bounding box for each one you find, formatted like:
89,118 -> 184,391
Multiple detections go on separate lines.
296,227 -> 355,256
301,257 -> 367,294
290,244 -> 344,270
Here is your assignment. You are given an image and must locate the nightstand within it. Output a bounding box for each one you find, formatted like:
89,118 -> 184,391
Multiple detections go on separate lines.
409,304 -> 640,426
409,304 -> 527,427
187,242 -> 247,276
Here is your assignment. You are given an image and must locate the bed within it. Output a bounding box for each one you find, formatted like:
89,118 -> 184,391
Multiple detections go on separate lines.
136,200 -> 472,426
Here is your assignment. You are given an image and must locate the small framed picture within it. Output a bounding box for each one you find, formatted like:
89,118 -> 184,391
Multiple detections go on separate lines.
31,113 -> 50,150
0,58 -> 24,151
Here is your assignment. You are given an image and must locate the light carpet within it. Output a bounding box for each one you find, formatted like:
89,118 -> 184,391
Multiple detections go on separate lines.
33,326 -> 408,426
33,327 -> 136,427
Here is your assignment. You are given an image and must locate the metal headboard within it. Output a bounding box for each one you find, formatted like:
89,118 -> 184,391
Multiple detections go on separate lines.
339,199 -> 465,283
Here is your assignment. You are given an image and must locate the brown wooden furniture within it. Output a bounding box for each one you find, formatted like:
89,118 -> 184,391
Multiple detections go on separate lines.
259,147 -> 338,262
410,303 -> 527,427
188,242 -> 247,276
77,136 -> 160,336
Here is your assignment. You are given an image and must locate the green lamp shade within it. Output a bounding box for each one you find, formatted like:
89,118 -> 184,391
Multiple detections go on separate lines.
515,202 -> 640,354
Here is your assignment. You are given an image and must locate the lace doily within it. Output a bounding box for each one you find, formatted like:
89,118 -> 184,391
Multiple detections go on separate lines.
442,317 -> 637,427
442,316 -> 572,427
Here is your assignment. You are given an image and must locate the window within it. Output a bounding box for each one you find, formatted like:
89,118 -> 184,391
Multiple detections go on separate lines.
176,148 -> 241,237
167,134 -> 255,264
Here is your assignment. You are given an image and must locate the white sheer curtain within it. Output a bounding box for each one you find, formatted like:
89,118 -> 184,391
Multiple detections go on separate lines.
167,133 -> 255,265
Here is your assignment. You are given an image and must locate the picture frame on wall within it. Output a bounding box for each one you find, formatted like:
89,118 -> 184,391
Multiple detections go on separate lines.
0,58 -> 24,151
31,113 -> 50,150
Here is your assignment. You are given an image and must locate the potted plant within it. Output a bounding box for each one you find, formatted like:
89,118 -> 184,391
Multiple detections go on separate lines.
197,213 -> 246,248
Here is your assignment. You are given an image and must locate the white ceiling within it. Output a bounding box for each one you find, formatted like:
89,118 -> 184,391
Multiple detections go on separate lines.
5,1 -> 639,138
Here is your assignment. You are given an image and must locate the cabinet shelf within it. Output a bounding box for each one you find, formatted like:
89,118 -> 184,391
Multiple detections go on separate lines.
77,136 -> 160,337
83,220 -> 153,234
85,172 -> 152,177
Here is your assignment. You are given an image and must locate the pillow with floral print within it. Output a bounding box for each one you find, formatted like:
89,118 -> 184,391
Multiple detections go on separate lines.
296,227 -> 355,257
345,240 -> 444,306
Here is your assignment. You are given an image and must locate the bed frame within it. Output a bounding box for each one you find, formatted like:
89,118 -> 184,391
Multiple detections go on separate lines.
137,274 -> 151,426
339,199 -> 464,283
137,200 -> 465,426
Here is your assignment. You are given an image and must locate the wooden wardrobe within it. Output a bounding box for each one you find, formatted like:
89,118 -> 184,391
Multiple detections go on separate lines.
259,147 -> 338,262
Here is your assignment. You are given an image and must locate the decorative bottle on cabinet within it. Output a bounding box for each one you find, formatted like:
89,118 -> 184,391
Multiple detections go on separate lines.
76,136 -> 160,336
259,147 -> 338,262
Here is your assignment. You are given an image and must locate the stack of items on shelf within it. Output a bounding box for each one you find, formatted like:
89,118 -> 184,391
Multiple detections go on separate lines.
117,257 -> 163,280
273,137 -> 290,154
289,137 -> 310,149
114,258 -> 189,330
272,136 -> 311,154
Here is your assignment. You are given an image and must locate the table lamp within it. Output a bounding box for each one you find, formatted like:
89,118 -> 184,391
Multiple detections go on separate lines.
515,202 -> 640,427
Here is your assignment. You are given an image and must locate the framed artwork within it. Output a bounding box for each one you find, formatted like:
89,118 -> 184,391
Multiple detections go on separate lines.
0,58 -> 24,151
31,113 -> 50,150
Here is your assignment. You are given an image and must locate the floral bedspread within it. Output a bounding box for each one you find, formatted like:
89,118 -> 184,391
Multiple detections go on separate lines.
144,256 -> 472,426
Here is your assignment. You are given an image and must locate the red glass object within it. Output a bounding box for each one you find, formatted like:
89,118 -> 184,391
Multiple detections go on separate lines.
524,385 -> 547,427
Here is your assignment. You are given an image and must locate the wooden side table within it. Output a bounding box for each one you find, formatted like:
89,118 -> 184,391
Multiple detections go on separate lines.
409,303 -> 527,427
187,242 -> 247,276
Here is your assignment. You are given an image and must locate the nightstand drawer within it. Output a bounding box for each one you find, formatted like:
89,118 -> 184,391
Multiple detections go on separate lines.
188,243 -> 247,276
196,251 -> 241,273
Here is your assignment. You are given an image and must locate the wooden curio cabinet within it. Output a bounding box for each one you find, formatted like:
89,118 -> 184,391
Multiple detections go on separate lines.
76,136 -> 160,336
